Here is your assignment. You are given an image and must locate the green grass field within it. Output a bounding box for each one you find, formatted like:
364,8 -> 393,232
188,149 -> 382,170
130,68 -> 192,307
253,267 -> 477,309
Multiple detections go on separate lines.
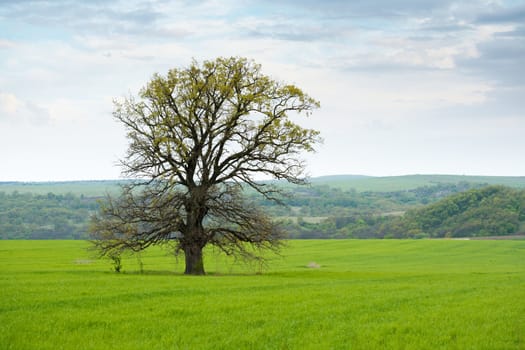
1,240 -> 524,349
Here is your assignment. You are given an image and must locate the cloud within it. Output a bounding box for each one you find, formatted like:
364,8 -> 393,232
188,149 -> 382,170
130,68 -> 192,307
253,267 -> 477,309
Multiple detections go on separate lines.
0,0 -> 232,42
456,23 -> 525,87
225,0 -> 519,78
470,2 -> 525,87
476,4 -> 525,24
0,0 -> 165,38
0,93 -> 20,114
0,92 -> 51,124
258,0 -> 458,18
0,39 -> 16,49
236,17 -> 351,42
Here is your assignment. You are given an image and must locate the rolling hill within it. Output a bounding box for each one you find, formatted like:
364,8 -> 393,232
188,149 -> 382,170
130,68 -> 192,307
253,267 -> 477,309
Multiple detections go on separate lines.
2,174 -> 524,195
1,175 -> 525,240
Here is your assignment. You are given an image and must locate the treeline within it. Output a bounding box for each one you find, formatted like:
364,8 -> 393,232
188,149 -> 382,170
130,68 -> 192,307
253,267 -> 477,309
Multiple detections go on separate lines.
378,186 -> 525,239
1,182 -> 523,239
0,192 -> 99,239
280,186 -> 525,239
255,181 -> 481,218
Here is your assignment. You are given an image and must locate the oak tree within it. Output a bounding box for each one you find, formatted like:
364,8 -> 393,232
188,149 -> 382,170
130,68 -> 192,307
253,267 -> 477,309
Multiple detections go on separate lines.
89,57 -> 320,274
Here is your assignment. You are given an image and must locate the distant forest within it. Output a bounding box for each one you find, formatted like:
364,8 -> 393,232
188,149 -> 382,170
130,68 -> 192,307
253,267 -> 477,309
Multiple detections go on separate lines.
272,185 -> 525,239
1,176 -> 524,240
0,192 -> 99,239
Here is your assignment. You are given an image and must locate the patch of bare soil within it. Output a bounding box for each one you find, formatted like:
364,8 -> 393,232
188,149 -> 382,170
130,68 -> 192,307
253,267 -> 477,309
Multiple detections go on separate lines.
306,262 -> 321,268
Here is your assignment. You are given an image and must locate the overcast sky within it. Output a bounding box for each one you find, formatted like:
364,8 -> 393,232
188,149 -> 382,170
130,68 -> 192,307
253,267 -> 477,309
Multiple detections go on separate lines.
0,0 -> 524,181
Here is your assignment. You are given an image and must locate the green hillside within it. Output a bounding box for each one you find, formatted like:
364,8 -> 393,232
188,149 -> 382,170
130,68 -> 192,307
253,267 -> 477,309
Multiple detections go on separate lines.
2,174 -> 524,195
0,180 -> 123,196
308,174 -> 525,192
373,186 -> 525,239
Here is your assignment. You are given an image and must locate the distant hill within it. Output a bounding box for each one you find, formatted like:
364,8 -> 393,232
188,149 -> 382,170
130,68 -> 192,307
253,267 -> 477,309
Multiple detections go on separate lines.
1,175 -> 524,195
1,176 -> 524,240
372,186 -> 525,239
306,174 -> 525,192
309,174 -> 372,182
0,180 -> 123,196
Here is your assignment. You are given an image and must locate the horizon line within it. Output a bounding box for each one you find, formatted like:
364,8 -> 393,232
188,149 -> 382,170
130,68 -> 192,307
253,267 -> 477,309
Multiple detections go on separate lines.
1,173 -> 525,184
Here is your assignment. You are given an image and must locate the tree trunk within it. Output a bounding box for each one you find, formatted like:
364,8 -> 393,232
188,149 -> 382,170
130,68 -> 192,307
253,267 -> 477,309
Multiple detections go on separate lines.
183,186 -> 208,275
183,243 -> 205,275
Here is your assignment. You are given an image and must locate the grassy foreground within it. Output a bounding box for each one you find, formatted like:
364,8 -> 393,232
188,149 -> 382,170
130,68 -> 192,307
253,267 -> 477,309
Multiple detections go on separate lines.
1,240 -> 524,349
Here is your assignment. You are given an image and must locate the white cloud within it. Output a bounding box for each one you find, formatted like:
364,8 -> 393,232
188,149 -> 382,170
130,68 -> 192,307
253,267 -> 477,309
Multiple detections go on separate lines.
0,92 -> 21,114
0,92 -> 50,125
0,39 -> 15,49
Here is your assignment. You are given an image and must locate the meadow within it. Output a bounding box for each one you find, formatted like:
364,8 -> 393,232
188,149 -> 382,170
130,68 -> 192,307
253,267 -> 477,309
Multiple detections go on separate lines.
1,240 -> 524,349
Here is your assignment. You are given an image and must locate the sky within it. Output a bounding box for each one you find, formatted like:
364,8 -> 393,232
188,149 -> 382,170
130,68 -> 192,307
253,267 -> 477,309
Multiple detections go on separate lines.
0,0 -> 524,181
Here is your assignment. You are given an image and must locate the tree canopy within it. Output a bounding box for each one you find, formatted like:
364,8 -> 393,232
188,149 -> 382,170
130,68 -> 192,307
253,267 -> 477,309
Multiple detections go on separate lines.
89,57 -> 321,274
